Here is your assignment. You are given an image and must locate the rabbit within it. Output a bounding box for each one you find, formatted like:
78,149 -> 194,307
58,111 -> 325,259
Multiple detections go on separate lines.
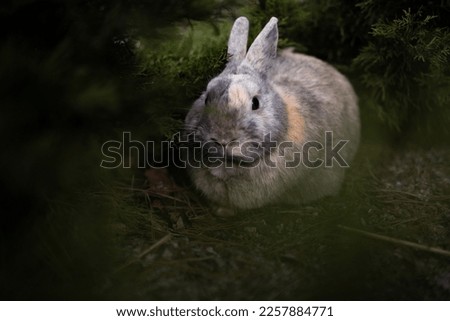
183,17 -> 360,216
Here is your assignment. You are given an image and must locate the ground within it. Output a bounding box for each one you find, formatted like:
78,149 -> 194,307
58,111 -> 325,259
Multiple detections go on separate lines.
102,138 -> 450,300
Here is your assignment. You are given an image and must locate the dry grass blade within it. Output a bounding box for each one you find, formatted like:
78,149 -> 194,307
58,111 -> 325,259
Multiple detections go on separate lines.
113,234 -> 172,274
338,225 -> 450,258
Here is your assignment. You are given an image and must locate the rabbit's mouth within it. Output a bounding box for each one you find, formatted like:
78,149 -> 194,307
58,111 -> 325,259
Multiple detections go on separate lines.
199,139 -> 263,168
201,152 -> 259,168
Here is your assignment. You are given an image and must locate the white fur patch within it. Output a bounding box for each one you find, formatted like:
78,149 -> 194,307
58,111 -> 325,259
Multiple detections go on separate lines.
228,83 -> 249,108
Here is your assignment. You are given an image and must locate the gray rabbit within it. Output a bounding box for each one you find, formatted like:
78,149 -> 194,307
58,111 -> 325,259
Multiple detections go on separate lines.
183,17 -> 360,215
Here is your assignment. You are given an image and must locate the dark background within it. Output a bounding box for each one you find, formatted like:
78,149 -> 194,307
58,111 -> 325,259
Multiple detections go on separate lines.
1,0 -> 449,300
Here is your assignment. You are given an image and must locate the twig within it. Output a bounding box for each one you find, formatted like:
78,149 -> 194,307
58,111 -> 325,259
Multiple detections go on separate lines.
376,189 -> 424,199
113,234 -> 172,274
380,199 -> 428,205
337,225 -> 450,258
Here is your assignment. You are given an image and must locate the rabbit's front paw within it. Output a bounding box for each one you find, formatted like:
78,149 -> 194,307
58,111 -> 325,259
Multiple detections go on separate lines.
214,207 -> 236,218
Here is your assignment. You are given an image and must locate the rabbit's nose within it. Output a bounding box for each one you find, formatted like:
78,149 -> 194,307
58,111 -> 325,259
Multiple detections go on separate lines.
210,137 -> 239,146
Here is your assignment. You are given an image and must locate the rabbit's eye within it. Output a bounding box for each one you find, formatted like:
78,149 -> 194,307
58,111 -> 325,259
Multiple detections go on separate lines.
252,97 -> 259,110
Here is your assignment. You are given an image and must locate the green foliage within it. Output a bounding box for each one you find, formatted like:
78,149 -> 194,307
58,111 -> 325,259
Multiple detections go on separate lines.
133,21 -> 229,138
354,8 -> 450,131
243,0 -> 368,62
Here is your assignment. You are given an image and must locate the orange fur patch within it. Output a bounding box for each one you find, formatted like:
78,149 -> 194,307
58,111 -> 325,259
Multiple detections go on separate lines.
274,85 -> 304,142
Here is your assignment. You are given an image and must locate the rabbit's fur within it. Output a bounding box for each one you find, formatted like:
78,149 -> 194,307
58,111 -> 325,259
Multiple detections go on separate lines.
184,17 -> 360,212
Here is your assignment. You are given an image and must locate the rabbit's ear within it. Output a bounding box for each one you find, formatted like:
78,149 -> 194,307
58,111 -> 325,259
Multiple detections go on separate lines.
244,17 -> 278,71
227,17 -> 249,65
